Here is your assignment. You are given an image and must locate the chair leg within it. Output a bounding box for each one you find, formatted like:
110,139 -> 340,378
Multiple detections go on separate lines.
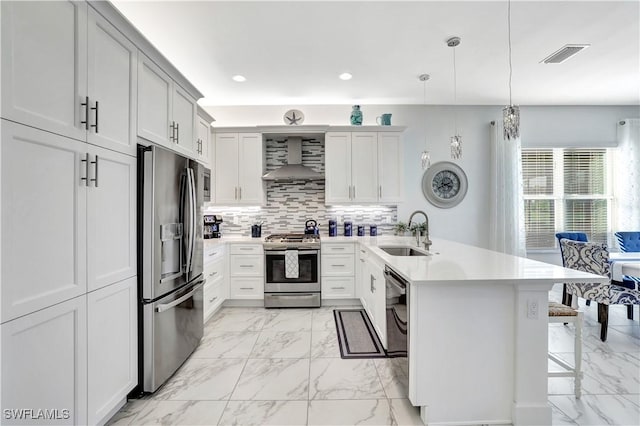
598,304 -> 609,342
627,305 -> 634,320
565,292 -> 573,307
586,300 -> 591,306
562,284 -> 569,305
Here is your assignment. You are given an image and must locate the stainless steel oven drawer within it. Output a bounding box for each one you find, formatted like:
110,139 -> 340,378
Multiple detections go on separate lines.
264,292 -> 321,308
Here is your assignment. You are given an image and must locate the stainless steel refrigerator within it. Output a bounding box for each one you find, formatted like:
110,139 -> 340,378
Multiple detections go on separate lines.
137,144 -> 207,393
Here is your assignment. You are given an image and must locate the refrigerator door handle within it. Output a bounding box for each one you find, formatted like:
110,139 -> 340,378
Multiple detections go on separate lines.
184,167 -> 196,278
155,282 -> 203,313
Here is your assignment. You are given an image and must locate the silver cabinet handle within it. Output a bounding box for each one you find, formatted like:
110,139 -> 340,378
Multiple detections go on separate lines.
360,249 -> 366,253
235,187 -> 238,200
331,286 -> 345,290
80,96 -> 89,130
239,187 -> 242,200
353,185 -> 356,199
332,247 -> 346,251
208,296 -> 218,303
332,264 -> 345,267
370,275 -> 376,292
90,101 -> 99,133
208,252 -> 217,257
360,259 -> 365,263
349,185 -> 352,199
90,155 -> 99,187
239,247 -> 253,251
239,265 -> 254,268
176,123 -> 179,143
170,122 -> 175,142
208,271 -> 218,277
239,287 -> 254,290
81,153 -> 89,186
379,185 -> 382,198
156,283 -> 202,313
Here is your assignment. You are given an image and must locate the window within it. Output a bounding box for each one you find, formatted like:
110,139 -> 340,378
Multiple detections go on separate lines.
522,148 -> 612,250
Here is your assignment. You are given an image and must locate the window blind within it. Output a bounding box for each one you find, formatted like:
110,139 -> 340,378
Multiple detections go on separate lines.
522,150 -> 554,195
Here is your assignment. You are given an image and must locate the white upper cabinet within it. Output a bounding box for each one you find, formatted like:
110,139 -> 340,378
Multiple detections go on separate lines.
87,8 -> 138,156
1,2 -> 138,156
326,130 -> 403,204
196,108 -> 213,166
350,132 -> 379,203
1,121 -> 88,322
138,53 -> 197,157
213,133 -> 264,205
377,132 -> 403,202
86,145 -> 137,292
1,0 -> 88,142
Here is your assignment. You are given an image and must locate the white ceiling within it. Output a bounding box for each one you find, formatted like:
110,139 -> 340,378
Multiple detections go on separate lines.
112,0 -> 640,107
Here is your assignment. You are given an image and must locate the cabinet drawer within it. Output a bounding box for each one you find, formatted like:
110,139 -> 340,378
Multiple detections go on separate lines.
203,280 -> 224,320
229,255 -> 263,276
229,244 -> 263,255
229,277 -> 264,299
204,244 -> 225,264
322,276 -> 355,299
321,254 -> 355,276
322,243 -> 355,254
204,257 -> 225,283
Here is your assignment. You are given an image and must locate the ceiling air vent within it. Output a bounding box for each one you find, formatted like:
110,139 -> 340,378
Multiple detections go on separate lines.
541,44 -> 590,64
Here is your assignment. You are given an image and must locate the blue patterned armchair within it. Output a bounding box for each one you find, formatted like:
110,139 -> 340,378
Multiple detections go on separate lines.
560,239 -> 640,341
556,232 -> 589,306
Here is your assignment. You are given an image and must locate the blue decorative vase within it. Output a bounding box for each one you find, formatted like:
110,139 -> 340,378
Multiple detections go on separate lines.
350,105 -> 363,125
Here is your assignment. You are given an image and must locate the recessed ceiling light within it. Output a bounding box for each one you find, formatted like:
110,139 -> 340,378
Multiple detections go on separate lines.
232,75 -> 246,82
339,72 -> 352,81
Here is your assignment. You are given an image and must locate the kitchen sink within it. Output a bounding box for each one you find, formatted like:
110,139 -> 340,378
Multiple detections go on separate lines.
379,246 -> 430,256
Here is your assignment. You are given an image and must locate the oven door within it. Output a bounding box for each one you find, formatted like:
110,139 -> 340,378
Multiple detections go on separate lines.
265,249 -> 319,292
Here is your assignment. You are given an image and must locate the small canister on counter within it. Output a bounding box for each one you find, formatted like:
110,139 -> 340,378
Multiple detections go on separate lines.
357,225 -> 365,236
344,221 -> 353,237
370,224 -> 378,236
329,219 -> 337,237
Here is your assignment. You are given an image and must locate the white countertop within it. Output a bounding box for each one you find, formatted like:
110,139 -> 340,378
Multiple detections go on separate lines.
205,235 -> 608,287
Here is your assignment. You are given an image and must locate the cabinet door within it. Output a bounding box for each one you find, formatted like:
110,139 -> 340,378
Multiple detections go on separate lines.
138,53 -> 172,148
214,133 -> 239,204
1,295 -> 88,425
369,260 -> 387,348
87,145 -> 137,292
1,0 -> 88,141
88,278 -> 137,425
325,132 -> 352,204
378,132 -> 403,203
197,115 -> 211,165
172,84 -> 196,156
238,133 -> 264,204
351,132 -> 379,202
1,121 -> 87,322
87,8 -> 138,156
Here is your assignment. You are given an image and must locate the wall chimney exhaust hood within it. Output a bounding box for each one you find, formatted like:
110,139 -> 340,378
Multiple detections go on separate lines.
262,136 -> 324,181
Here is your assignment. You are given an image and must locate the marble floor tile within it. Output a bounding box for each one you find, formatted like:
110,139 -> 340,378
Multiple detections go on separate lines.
374,358 -> 409,399
307,399 -> 392,426
250,331 -> 311,358
262,309 -> 313,331
205,308 -> 270,332
550,401 -> 580,426
388,398 -> 423,426
611,325 -> 640,341
309,358 -> 386,400
582,326 -> 640,354
219,400 -> 308,426
555,351 -> 640,395
192,330 -> 259,359
549,323 -> 583,354
310,330 -> 341,358
152,357 -> 246,401
549,394 -> 640,425
128,400 -> 226,425
106,399 -> 150,426
231,358 -> 310,400
547,371 -> 617,396
311,309 -> 337,331
623,393 -> 640,408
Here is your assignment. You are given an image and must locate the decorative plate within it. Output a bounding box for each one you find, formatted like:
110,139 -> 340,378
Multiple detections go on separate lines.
421,161 -> 468,208
283,109 -> 304,125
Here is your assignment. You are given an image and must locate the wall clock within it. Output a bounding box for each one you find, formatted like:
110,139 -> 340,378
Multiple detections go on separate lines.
422,161 -> 468,208
283,109 -> 304,125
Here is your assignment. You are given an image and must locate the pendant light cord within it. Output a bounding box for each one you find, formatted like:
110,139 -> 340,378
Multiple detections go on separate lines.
453,45 -> 458,133
508,0 -> 513,106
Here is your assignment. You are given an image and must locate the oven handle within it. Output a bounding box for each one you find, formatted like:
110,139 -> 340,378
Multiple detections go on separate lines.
264,250 -> 319,255
265,293 -> 318,299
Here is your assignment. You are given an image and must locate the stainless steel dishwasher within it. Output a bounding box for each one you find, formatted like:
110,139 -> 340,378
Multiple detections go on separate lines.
384,266 -> 408,357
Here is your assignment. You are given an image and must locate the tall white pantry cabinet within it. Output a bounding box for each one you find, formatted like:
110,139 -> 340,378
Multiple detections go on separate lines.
1,1 -> 139,424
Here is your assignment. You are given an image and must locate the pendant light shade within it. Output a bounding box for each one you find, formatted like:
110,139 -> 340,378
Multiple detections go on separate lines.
503,0 -> 520,140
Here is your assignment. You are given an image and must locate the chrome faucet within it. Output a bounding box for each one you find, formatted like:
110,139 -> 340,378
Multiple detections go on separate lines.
408,210 -> 432,251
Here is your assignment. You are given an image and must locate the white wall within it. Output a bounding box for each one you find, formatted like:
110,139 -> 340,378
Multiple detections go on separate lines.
203,104 -> 640,251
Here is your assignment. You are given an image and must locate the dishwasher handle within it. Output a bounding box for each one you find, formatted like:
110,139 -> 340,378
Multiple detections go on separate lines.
384,268 -> 407,294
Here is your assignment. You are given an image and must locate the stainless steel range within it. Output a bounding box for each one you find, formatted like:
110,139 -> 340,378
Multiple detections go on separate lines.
263,233 -> 321,308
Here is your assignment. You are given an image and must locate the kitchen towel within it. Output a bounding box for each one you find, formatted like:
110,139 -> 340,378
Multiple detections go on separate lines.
285,249 -> 299,279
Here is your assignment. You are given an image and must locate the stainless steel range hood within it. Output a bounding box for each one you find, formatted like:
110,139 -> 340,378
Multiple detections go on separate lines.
262,136 -> 324,181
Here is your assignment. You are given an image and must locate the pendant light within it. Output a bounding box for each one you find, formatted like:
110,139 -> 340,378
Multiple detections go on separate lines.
419,73 -> 431,170
503,0 -> 520,140
447,37 -> 462,160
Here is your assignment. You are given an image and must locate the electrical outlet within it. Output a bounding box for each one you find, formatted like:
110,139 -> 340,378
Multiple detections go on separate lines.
527,299 -> 539,319
233,216 -> 240,225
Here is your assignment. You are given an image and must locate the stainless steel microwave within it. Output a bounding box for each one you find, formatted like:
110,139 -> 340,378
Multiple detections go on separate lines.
203,168 -> 211,202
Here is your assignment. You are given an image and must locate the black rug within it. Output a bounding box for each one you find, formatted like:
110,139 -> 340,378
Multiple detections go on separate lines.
333,309 -> 387,359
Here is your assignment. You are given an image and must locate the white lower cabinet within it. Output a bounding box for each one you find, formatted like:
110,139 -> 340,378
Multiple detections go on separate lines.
87,277 -> 137,425
321,242 -> 356,299
229,244 -> 264,300
1,295 -> 88,425
203,252 -> 227,322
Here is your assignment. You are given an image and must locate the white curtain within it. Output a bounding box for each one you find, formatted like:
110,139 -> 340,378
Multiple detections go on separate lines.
489,121 -> 526,257
614,118 -> 640,231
